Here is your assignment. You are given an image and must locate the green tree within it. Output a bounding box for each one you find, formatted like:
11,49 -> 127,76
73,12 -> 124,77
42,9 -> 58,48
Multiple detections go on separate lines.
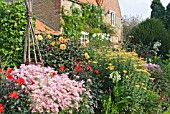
129,18 -> 170,55
150,0 -> 165,19
165,3 -> 170,30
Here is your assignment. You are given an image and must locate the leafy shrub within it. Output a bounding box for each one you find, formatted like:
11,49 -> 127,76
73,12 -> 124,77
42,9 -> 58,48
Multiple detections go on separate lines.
129,18 -> 170,55
163,106 -> 170,114
145,62 -> 170,109
38,34 -> 89,77
0,1 -> 27,67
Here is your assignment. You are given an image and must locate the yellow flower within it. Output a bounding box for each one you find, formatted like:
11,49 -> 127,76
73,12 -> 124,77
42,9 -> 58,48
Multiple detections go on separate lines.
84,53 -> 90,59
135,85 -> 140,88
119,60 -> 126,62
60,44 -> 66,50
47,35 -> 52,39
108,65 -> 115,70
143,87 -> 147,90
108,63 -> 112,66
123,70 -> 127,74
134,64 -> 138,68
92,61 -> 98,64
136,69 -> 151,76
50,42 -> 55,46
105,54 -> 111,57
97,51 -> 102,55
59,37 -> 64,43
126,75 -> 129,78
149,78 -> 155,81
37,35 -> 43,41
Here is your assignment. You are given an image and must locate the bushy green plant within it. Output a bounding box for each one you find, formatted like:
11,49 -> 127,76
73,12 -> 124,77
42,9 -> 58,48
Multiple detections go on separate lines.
129,18 -> 170,55
150,0 -> 165,19
163,106 -> 170,114
62,4 -> 85,39
88,47 -> 163,113
38,34 -> 88,76
0,0 -> 27,67
145,61 -> 170,109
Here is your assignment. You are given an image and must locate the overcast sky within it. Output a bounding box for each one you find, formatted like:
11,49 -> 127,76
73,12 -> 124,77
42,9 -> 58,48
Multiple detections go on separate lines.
119,0 -> 170,20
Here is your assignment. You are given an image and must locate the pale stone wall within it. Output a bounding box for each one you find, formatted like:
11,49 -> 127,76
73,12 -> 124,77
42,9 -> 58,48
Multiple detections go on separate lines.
61,0 -> 81,11
115,16 -> 122,40
104,13 -> 122,42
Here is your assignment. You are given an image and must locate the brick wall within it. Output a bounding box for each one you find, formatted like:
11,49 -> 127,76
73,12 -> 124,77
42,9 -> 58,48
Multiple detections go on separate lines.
32,0 -> 61,31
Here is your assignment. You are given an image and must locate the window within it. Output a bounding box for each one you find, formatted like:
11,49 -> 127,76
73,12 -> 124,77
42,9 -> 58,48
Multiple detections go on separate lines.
80,32 -> 89,44
110,11 -> 115,26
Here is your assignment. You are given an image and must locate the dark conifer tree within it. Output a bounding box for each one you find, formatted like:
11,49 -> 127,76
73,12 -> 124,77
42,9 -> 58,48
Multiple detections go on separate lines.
150,0 -> 165,19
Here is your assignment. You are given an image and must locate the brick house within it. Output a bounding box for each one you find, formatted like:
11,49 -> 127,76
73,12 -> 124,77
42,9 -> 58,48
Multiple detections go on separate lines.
32,0 -> 122,41
5,0 -> 122,41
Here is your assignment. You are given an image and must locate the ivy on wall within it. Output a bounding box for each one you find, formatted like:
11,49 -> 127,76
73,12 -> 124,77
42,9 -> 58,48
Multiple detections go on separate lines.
61,2 -> 115,39
0,0 -> 27,67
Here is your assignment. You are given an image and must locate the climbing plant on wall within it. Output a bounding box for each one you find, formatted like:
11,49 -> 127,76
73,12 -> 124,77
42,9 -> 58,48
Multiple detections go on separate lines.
61,2 -> 114,39
0,0 -> 27,67
61,4 -> 85,39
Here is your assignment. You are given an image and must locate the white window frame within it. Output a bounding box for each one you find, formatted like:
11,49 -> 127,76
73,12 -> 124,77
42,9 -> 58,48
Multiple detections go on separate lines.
80,31 -> 89,44
110,10 -> 116,26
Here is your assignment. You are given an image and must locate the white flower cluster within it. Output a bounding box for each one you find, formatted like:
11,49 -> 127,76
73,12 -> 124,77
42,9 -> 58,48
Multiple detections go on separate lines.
153,41 -> 161,50
109,71 -> 121,83
92,33 -> 110,41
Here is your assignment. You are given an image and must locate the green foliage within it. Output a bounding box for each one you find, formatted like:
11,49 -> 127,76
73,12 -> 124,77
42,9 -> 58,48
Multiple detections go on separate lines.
61,3 -> 114,39
149,55 -> 170,108
39,35 -> 87,77
88,48 -> 162,113
129,18 -> 170,55
150,0 -> 165,19
163,106 -> 170,114
0,0 -> 27,67
81,4 -> 103,31
165,3 -> 170,30
62,4 -> 85,39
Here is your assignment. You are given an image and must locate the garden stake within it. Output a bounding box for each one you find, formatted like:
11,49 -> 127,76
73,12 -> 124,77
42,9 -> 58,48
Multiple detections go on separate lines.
23,0 -> 43,65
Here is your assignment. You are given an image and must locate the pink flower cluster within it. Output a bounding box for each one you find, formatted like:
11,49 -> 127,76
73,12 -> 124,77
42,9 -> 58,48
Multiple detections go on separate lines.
12,64 -> 87,113
145,63 -> 162,73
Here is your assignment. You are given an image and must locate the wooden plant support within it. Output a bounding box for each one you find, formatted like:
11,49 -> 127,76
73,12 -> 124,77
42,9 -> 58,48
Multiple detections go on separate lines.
23,0 -> 43,65
96,0 -> 104,6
